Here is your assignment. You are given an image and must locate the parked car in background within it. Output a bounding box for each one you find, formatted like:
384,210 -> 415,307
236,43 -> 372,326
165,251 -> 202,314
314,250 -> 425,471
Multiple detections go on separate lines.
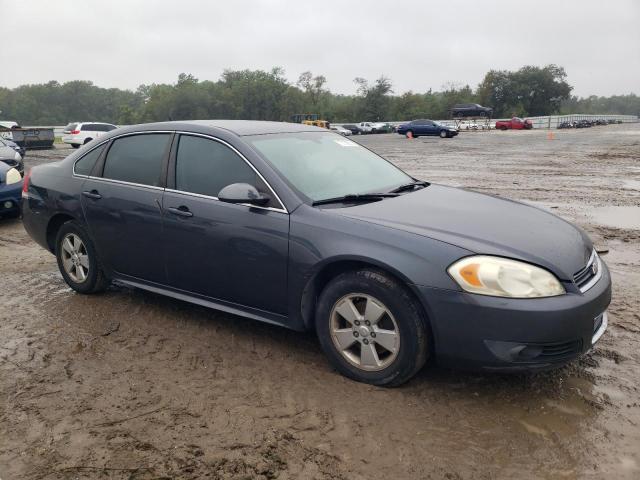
1,137 -> 26,158
22,120 -> 611,386
0,162 -> 23,218
372,122 -> 393,133
495,117 -> 533,130
357,122 -> 375,134
396,119 -> 459,138
575,120 -> 593,129
62,122 -> 118,148
451,104 -> 493,118
341,124 -> 363,135
330,125 -> 352,136
557,121 -> 575,129
0,139 -> 24,175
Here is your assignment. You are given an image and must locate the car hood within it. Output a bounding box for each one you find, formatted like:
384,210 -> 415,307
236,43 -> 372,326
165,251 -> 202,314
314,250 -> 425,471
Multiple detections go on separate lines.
334,184 -> 592,281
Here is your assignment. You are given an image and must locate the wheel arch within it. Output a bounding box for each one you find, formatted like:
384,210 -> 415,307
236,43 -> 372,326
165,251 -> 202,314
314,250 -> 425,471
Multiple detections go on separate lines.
46,213 -> 76,253
299,256 -> 434,338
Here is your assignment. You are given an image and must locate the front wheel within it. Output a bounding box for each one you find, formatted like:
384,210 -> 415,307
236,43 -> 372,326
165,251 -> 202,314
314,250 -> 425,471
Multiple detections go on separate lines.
315,270 -> 429,387
71,144 -> 80,149
56,221 -> 110,294
439,130 -> 448,138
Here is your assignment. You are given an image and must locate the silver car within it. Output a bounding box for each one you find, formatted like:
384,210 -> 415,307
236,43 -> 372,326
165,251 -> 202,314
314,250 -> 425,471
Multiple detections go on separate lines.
0,138 -> 23,175
330,125 -> 352,136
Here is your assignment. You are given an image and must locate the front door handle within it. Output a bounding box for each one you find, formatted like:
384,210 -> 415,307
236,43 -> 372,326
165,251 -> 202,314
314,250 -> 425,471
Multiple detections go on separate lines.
82,190 -> 102,200
167,206 -> 193,218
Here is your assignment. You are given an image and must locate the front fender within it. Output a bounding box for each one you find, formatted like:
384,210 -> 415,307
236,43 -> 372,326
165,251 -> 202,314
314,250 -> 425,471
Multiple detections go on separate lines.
287,205 -> 471,329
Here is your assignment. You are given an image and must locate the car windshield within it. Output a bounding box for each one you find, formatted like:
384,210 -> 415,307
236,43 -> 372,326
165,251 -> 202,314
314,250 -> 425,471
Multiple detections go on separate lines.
247,132 -> 413,202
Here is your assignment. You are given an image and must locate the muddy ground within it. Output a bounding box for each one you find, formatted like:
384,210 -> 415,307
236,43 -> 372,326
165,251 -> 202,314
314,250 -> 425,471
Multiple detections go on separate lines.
1,124 -> 639,479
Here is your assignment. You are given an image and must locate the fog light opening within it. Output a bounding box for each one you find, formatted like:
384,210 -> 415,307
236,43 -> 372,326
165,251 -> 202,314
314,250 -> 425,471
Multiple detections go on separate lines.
510,344 -> 543,360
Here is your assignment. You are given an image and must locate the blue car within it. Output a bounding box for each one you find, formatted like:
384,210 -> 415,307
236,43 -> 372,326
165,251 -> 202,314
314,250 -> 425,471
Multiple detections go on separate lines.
0,162 -> 23,218
396,119 -> 459,138
22,121 -> 610,386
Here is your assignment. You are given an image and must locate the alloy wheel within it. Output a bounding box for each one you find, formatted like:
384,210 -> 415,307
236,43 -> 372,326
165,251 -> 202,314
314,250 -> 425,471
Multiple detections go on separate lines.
61,233 -> 89,283
330,293 -> 400,371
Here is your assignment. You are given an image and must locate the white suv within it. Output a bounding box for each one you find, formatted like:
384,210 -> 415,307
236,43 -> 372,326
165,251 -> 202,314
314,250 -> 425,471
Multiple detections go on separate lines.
62,122 -> 117,148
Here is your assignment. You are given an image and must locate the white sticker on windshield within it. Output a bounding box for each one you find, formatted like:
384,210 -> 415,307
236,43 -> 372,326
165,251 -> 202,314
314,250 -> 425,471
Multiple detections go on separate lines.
334,139 -> 359,147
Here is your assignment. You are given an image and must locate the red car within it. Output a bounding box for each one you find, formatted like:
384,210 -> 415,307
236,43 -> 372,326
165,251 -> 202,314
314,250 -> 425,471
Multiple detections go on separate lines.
495,117 -> 533,130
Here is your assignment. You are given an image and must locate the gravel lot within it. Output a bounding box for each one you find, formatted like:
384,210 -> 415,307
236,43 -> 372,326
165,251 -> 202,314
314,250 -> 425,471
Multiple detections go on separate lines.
1,124 -> 639,479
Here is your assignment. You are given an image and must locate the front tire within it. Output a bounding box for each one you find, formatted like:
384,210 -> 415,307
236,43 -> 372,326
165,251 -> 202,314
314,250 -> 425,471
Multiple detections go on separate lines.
439,130 -> 448,138
315,270 -> 429,387
55,221 -> 110,294
71,144 -> 80,149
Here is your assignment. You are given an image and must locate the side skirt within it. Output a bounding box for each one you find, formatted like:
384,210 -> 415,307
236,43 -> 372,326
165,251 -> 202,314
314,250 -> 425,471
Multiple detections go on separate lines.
116,276 -> 296,330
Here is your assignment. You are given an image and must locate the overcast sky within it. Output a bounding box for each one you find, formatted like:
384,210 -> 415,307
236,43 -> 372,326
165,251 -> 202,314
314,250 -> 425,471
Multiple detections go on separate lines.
2,0 -> 638,97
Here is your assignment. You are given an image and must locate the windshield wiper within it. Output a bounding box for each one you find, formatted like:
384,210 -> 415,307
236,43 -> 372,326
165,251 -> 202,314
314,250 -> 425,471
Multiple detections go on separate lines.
390,180 -> 429,193
312,192 -> 399,206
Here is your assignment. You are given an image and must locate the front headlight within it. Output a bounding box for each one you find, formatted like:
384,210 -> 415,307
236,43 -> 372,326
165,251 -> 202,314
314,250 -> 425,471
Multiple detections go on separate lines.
448,255 -> 565,298
5,167 -> 22,185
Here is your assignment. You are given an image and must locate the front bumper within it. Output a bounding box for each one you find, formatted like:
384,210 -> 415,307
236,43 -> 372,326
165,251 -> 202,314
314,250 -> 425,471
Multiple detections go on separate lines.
0,181 -> 23,215
416,259 -> 612,371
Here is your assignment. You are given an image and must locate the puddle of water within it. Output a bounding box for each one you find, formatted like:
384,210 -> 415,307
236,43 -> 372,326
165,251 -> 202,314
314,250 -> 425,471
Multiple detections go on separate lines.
591,206 -> 640,230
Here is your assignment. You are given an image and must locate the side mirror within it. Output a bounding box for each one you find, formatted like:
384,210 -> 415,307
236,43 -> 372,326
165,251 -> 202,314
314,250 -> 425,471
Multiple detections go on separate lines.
218,183 -> 270,206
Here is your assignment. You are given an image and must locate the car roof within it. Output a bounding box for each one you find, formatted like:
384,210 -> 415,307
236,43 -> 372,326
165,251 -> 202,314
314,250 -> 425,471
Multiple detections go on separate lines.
117,120 -> 324,136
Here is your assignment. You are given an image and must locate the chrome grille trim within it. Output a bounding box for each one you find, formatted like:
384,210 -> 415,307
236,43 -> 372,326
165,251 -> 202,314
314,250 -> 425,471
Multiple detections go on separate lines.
574,250 -> 602,293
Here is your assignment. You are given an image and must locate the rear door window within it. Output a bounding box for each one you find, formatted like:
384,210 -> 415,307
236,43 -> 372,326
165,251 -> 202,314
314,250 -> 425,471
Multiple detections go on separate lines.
64,123 -> 78,133
103,134 -> 171,186
74,144 -> 106,176
175,135 -> 266,199
81,124 -> 95,131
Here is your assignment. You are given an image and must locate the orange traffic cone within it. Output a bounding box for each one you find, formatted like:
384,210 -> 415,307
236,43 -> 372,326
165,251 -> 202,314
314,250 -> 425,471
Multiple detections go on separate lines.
407,131 -> 413,139
547,131 -> 555,140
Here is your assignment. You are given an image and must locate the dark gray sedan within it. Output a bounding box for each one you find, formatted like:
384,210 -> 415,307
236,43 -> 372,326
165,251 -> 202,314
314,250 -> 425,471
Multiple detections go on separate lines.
22,121 -> 611,386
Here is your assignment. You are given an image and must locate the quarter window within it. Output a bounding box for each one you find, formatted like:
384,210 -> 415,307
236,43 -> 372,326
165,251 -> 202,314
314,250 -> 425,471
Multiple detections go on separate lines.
175,135 -> 265,199
74,144 -> 106,176
103,134 -> 171,186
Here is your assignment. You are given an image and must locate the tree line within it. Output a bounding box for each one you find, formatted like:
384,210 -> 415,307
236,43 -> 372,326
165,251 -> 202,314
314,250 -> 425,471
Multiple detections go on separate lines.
0,65 -> 637,126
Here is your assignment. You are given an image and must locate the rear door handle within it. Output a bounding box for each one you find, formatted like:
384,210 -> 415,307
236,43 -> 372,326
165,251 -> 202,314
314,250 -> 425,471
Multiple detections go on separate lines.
82,190 -> 102,200
167,206 -> 193,218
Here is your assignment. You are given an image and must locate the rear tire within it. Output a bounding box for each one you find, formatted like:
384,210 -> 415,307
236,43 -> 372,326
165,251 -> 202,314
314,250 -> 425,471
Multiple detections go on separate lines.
405,130 -> 414,138
55,221 -> 110,294
315,269 -> 429,387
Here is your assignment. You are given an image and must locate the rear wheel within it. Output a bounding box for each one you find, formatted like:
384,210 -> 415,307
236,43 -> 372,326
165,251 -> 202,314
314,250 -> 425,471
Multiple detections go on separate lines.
315,269 -> 429,387
405,130 -> 414,138
55,221 -> 110,294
